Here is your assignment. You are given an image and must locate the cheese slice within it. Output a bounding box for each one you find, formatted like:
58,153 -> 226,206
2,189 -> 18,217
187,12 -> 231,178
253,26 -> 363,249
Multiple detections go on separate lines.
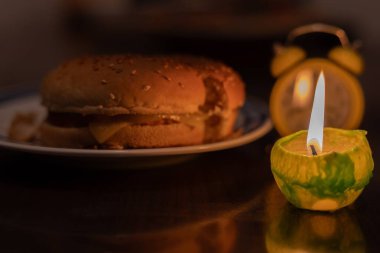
89,119 -> 129,144
88,112 -> 211,144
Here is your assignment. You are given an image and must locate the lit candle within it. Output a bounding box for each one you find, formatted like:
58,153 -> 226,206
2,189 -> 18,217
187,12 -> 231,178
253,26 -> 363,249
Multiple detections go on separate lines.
270,70 -> 374,211
307,71 -> 325,154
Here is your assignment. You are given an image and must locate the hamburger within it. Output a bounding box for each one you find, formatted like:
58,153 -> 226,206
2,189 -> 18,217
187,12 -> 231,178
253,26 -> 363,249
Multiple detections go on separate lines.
39,55 -> 246,149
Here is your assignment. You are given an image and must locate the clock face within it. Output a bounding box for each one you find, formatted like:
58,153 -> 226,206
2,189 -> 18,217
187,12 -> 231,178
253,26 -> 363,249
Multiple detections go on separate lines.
270,59 -> 364,136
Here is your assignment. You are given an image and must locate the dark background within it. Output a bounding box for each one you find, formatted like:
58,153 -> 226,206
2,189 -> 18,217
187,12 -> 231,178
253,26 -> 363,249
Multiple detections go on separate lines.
1,0 -> 379,89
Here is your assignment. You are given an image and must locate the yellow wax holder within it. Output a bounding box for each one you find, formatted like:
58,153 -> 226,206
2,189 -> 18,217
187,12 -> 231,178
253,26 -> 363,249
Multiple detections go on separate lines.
270,128 -> 374,211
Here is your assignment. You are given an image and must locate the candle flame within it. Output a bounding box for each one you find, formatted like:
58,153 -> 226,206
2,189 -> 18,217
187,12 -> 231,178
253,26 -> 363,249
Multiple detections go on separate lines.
292,70 -> 313,107
307,71 -> 325,154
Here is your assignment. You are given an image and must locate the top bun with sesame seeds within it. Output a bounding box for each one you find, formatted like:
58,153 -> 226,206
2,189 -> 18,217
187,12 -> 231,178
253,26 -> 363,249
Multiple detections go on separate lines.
38,55 -> 246,149
42,55 -> 245,115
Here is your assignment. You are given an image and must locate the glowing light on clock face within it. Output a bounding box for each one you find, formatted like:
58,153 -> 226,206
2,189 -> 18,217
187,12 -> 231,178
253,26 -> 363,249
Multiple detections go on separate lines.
292,69 -> 314,108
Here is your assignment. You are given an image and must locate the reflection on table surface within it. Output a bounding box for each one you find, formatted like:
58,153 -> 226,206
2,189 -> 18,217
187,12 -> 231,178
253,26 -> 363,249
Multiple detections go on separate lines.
0,138 -> 268,252
265,185 -> 366,253
0,133 -> 376,252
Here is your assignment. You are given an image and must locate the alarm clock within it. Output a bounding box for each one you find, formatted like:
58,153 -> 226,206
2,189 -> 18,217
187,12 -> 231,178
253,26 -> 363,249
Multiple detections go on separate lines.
269,23 -> 365,136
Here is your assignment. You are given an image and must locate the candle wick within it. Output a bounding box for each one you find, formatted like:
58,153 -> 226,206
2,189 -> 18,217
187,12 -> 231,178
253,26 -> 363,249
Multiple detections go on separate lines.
310,145 -> 318,156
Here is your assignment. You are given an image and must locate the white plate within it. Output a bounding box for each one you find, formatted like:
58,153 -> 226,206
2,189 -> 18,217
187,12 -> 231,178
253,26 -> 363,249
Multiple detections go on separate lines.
0,92 -> 272,158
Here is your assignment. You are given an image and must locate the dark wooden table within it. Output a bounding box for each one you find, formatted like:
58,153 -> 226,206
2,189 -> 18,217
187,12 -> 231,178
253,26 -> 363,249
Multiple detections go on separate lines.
0,49 -> 379,253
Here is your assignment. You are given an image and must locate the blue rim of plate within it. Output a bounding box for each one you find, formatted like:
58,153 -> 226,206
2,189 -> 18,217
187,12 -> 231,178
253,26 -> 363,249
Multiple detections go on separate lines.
0,89 -> 272,157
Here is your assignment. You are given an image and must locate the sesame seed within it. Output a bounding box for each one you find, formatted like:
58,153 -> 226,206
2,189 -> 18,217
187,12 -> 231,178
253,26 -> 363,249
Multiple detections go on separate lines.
109,63 -> 116,70
163,75 -> 171,81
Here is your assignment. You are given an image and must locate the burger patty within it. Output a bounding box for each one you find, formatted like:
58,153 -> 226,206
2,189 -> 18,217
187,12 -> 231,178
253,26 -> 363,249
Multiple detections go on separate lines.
46,112 -> 187,128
